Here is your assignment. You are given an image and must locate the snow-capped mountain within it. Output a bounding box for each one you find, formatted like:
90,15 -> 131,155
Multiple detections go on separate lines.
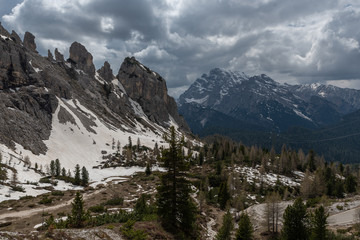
178,68 -> 360,134
0,24 -> 189,200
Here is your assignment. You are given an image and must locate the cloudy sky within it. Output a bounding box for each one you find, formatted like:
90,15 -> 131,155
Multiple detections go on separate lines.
1,0 -> 360,98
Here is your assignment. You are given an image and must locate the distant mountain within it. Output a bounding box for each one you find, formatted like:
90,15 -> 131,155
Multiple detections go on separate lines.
179,68 -> 360,132
178,68 -> 360,162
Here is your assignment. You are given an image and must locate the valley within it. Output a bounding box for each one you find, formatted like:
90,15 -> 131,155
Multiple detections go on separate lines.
1,22 -> 360,240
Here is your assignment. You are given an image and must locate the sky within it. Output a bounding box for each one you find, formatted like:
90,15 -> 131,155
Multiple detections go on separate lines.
1,0 -> 360,98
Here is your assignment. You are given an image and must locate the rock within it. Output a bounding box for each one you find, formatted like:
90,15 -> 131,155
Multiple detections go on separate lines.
97,61 -> 114,82
55,48 -> 64,62
10,30 -> 22,44
69,41 -> 95,75
23,31 -> 37,52
47,49 -> 54,61
118,57 -> 189,131
0,22 -> 10,37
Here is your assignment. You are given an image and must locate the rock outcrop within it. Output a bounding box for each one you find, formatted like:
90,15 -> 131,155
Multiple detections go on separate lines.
0,22 -> 10,37
0,24 -> 191,155
10,30 -> 22,44
23,31 -> 37,52
55,48 -> 64,62
118,57 -> 189,131
97,61 -> 114,82
69,41 -> 95,75
48,50 -> 54,61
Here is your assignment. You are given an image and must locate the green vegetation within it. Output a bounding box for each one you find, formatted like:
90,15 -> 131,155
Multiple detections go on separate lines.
156,126 -> 197,238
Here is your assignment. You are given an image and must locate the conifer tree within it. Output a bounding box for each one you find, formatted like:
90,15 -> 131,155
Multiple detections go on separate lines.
145,162 -> 151,176
156,126 -> 197,238
235,212 -> 253,240
215,210 -> 233,240
50,160 -> 55,177
218,180 -> 230,210
0,153 -> 6,181
310,205 -> 328,240
81,166 -> 89,186
55,159 -> 61,177
61,167 -> 66,177
68,192 -> 86,228
74,164 -> 81,185
281,198 -> 309,240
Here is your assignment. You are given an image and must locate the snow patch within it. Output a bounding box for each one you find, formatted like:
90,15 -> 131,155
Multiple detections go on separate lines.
185,95 -> 209,105
0,34 -> 12,41
29,60 -> 42,73
293,109 -> 312,121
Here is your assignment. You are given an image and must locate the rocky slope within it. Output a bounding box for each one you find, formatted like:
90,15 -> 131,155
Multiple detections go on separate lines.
0,22 -> 188,162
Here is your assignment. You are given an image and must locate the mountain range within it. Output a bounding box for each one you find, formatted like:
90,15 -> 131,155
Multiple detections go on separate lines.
0,22 -> 189,179
178,68 -> 360,162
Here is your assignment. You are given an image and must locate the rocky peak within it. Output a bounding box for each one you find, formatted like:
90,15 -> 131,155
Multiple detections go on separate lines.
10,30 -> 22,44
23,31 -> 37,52
69,41 -> 95,75
55,48 -> 64,62
0,22 -> 10,37
97,61 -> 114,82
118,56 -> 167,103
47,50 -> 54,61
118,57 -> 189,131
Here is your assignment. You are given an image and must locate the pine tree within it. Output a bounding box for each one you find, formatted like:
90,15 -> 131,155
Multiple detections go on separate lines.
310,206 -> 328,240
61,167 -> 66,177
137,137 -> 141,152
0,153 -> 6,181
156,126 -> 197,238
81,166 -> 89,186
74,164 -> 81,185
55,159 -> 61,177
215,211 -> 233,240
145,162 -> 151,176
281,198 -> 309,240
50,160 -> 55,177
68,192 -> 86,228
235,212 -> 253,240
218,180 -> 230,210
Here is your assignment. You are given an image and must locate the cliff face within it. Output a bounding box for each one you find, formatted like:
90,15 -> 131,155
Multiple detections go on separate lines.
0,23 -> 190,155
118,57 -> 189,131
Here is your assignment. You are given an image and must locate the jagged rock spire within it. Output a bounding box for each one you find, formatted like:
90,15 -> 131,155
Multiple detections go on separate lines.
10,30 -> 22,44
23,31 -> 37,52
0,22 -> 10,37
97,61 -> 114,82
55,48 -> 64,62
69,41 -> 95,75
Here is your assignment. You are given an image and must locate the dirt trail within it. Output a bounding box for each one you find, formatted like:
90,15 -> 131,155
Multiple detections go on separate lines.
0,189 -> 102,221
328,205 -> 360,227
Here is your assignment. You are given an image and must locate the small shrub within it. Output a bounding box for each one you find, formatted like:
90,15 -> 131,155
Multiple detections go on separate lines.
107,225 -> 115,229
104,197 -> 123,206
20,195 -> 34,200
120,220 -> 147,240
89,204 -> 106,213
51,191 -> 64,196
336,205 -> 344,210
10,185 -> 25,192
39,178 -> 52,184
337,228 -> 347,234
39,196 -> 52,205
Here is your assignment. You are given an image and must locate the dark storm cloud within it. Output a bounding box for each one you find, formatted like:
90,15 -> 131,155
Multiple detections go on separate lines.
2,0 -> 360,97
